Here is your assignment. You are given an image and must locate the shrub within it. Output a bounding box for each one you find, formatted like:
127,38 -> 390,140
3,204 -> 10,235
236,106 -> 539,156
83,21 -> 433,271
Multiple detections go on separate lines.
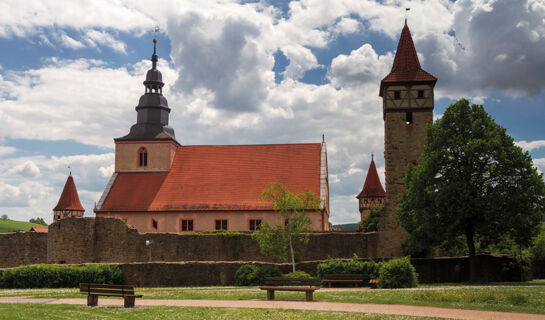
234,264 -> 282,286
282,271 -> 312,279
0,264 -> 123,289
317,256 -> 382,285
377,257 -> 418,288
530,223 -> 545,261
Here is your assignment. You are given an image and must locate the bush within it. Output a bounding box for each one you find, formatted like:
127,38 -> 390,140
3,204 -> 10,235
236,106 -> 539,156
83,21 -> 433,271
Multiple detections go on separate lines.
316,256 -> 382,285
282,271 -> 313,279
0,264 -> 123,288
530,223 -> 545,261
357,207 -> 381,232
234,264 -> 282,286
377,257 -> 418,288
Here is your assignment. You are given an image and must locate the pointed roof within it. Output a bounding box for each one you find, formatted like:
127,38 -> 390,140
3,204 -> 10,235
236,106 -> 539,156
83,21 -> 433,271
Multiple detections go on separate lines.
53,175 -> 85,211
357,158 -> 385,198
380,22 -> 437,96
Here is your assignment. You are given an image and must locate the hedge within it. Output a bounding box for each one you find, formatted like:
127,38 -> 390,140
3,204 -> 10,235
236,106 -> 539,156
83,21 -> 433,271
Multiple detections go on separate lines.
316,257 -> 382,285
377,257 -> 418,288
0,264 -> 124,288
234,264 -> 282,286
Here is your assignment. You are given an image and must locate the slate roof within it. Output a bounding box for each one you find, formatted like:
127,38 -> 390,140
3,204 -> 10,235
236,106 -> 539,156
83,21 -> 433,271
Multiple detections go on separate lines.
53,175 -> 85,211
357,158 -> 386,198
99,143 -> 322,212
380,22 -> 437,96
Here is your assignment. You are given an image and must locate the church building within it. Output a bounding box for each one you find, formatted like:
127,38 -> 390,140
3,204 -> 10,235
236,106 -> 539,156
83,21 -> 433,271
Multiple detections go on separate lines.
94,38 -> 330,232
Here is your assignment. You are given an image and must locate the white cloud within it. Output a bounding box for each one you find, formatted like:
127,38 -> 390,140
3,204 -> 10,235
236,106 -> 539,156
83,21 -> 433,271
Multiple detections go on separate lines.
8,161 -> 40,178
0,146 -> 16,156
516,140 -> 545,152
83,30 -> 127,54
59,33 -> 85,50
533,158 -> 545,175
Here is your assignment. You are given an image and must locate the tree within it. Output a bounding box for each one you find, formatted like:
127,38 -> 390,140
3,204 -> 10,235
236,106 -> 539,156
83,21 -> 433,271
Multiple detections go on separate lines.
1,214 -> 7,220
252,182 -> 322,272
29,218 -> 47,226
357,206 -> 381,232
396,99 -> 545,257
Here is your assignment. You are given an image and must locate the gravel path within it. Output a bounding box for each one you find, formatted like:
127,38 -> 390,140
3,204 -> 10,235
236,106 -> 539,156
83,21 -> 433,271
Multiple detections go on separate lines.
1,297 -> 544,320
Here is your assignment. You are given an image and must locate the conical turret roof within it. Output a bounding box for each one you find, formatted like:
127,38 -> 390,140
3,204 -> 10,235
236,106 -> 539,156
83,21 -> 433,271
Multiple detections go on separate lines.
379,22 -> 437,96
357,158 -> 386,198
53,175 -> 85,211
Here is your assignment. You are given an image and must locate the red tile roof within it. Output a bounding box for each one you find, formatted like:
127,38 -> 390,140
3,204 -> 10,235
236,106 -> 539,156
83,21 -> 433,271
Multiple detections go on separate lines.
357,158 -> 385,198
99,144 -> 322,212
380,23 -> 437,96
29,227 -> 48,233
53,175 -> 85,211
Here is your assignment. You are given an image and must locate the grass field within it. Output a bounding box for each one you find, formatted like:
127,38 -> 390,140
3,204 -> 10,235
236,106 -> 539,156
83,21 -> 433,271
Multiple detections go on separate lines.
1,281 -> 544,314
0,219 -> 45,233
0,304 -> 441,320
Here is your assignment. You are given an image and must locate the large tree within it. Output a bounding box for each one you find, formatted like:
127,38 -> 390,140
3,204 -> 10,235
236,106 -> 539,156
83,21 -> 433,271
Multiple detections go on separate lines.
396,99 -> 545,257
252,182 -> 321,272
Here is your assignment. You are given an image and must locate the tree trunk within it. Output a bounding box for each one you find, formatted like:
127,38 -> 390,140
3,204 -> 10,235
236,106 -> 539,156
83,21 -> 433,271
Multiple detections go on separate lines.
465,229 -> 475,257
466,229 -> 477,282
289,234 -> 295,273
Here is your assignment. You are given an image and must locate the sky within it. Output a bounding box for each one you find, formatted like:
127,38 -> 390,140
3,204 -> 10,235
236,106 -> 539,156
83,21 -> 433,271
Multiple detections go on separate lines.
0,0 -> 544,225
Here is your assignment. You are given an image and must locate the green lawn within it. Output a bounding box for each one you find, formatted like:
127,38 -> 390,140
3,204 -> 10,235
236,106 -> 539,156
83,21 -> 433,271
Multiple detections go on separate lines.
0,304 -> 439,320
1,281 -> 544,314
0,219 -> 45,233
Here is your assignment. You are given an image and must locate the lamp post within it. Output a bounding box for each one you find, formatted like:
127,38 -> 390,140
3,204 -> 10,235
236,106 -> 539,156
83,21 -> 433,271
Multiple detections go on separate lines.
145,240 -> 154,262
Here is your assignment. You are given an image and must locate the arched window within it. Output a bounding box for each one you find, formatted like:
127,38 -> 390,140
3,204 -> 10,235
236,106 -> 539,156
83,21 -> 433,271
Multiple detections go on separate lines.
138,147 -> 148,167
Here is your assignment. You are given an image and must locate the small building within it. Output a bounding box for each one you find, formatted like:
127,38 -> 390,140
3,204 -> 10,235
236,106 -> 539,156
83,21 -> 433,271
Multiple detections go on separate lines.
29,227 -> 48,233
53,174 -> 85,222
94,39 -> 330,233
357,156 -> 385,221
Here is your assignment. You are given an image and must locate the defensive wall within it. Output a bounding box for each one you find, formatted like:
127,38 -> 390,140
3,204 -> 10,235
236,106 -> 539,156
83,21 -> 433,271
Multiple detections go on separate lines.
0,231 -> 48,268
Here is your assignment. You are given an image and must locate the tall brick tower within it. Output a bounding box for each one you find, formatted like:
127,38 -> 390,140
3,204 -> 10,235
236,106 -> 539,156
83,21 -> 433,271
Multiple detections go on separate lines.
53,174 -> 85,221
357,155 -> 386,221
378,21 -> 437,257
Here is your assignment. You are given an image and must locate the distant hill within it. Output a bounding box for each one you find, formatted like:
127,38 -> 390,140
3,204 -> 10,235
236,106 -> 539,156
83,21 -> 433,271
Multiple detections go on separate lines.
0,219 -> 46,233
332,223 -> 359,231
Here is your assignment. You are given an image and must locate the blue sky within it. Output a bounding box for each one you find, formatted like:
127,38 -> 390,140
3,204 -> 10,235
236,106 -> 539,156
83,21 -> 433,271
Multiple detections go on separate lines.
0,0 -> 544,224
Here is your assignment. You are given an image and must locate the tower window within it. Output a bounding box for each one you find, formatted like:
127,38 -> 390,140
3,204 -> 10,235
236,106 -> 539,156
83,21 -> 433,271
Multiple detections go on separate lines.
418,90 -> 424,98
394,91 -> 401,100
215,219 -> 228,230
138,147 -> 148,167
406,112 -> 413,124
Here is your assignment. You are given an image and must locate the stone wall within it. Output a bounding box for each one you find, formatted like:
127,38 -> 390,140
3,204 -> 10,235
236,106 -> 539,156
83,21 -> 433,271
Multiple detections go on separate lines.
0,231 -> 48,268
47,217 -> 378,265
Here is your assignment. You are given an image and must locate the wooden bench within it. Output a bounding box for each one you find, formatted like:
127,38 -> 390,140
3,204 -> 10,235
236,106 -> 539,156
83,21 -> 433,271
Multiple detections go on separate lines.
80,283 -> 143,308
260,277 -> 321,301
322,274 -> 364,287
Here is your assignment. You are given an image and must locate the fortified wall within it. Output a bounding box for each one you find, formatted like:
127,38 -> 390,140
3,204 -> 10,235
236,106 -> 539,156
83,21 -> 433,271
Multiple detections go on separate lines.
0,217 -> 378,268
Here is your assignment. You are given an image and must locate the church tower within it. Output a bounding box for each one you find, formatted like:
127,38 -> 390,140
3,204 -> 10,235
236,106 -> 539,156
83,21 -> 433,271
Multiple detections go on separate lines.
113,37 -> 179,173
378,21 -> 437,257
53,174 -> 85,221
357,155 -> 385,221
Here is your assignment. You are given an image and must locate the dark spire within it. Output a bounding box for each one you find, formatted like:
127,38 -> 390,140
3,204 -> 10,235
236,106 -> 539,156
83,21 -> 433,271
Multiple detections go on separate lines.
115,36 -> 178,143
54,175 -> 85,211
356,157 -> 386,199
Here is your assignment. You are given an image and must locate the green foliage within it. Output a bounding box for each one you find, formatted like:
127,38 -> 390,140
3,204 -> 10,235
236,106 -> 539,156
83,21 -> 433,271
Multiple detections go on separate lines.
29,218 -> 47,226
377,257 -> 418,289
1,214 -> 7,220
316,256 -> 382,285
357,207 -> 381,232
0,219 -> 48,233
0,264 -> 124,288
234,264 -> 282,286
530,223 -> 545,261
282,271 -> 313,279
253,182 -> 321,272
396,99 -> 545,257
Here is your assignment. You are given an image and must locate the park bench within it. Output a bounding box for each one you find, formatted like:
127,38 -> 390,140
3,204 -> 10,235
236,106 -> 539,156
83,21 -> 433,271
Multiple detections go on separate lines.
260,277 -> 321,301
80,283 -> 143,308
322,274 -> 364,287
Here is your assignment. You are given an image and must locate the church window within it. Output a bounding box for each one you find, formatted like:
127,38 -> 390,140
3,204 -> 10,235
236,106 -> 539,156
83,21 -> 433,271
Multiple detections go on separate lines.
394,91 -> 401,99
181,219 -> 194,232
215,219 -> 228,230
138,147 -> 148,167
406,112 -> 413,124
151,218 -> 158,230
418,90 -> 424,98
249,219 -> 262,231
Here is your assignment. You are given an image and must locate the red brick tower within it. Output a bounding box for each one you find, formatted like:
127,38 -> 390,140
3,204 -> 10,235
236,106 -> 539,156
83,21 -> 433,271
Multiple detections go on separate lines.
379,21 -> 437,257
53,174 -> 85,221
357,155 -> 386,221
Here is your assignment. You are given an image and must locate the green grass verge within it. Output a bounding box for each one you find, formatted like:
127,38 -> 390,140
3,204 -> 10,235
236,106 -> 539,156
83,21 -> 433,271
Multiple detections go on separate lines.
0,282 -> 544,314
0,219 -> 45,233
0,304 -> 438,319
